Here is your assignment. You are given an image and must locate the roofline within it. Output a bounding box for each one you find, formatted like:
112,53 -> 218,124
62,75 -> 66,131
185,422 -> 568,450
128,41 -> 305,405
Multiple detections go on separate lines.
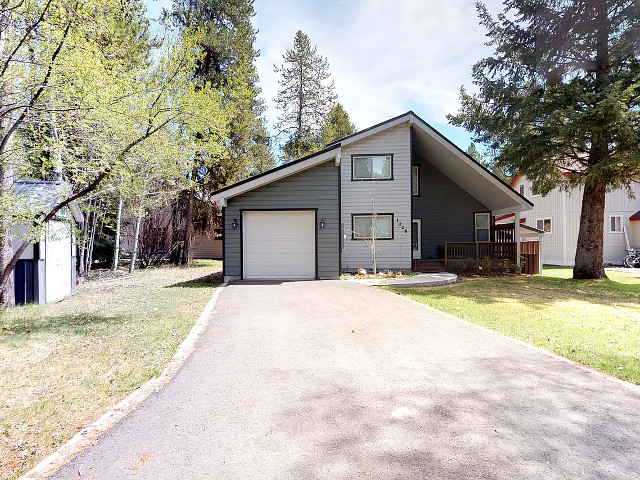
211,109 -> 533,209
326,111 -> 414,147
211,144 -> 341,196
408,111 -> 533,207
521,224 -> 545,234
510,174 -> 520,188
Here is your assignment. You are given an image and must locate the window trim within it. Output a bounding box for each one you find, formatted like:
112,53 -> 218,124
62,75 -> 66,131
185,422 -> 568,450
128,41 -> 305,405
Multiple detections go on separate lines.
351,213 -> 394,240
609,215 -> 623,234
519,184 -> 525,197
474,212 -> 491,242
412,165 -> 420,196
537,217 -> 552,234
351,154 -> 394,181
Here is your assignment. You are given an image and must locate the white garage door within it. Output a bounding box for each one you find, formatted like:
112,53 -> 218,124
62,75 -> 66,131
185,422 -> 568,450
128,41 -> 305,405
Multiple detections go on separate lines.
243,210 -> 315,280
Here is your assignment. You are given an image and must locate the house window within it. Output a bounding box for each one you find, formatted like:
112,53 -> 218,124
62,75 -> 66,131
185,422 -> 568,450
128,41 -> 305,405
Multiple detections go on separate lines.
475,213 -> 490,242
519,184 -> 525,196
610,215 -> 622,233
537,218 -> 552,234
352,155 -> 392,180
352,214 -> 393,240
412,165 -> 419,196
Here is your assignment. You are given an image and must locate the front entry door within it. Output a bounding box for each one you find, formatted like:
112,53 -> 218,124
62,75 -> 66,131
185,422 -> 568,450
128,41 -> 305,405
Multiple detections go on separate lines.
412,219 -> 422,260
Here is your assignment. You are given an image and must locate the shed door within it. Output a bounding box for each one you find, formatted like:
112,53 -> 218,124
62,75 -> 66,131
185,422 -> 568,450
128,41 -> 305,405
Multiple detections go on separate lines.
242,211 -> 315,280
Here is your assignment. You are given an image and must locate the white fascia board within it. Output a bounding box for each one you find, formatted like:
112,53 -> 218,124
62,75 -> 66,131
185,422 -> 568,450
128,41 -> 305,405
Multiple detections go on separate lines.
491,203 -> 532,217
411,116 -> 531,209
338,115 -> 411,146
213,147 -> 341,206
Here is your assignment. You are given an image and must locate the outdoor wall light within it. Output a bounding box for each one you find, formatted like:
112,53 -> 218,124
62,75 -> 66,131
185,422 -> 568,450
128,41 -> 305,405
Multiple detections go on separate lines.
320,218 -> 325,229
232,218 -> 238,229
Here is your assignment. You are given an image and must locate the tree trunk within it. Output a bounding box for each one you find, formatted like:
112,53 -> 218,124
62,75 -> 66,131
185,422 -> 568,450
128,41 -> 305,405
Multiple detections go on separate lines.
181,182 -> 195,266
112,196 -> 123,271
129,208 -> 142,274
87,211 -> 97,273
78,202 -> 90,276
573,181 -> 607,279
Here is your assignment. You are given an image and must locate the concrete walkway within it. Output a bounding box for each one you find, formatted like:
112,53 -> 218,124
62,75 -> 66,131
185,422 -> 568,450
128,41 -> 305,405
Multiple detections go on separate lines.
52,281 -> 640,479
346,272 -> 457,287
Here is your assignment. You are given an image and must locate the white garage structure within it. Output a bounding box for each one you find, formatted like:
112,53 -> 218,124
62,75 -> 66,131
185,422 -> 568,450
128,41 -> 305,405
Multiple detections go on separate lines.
242,210 -> 316,280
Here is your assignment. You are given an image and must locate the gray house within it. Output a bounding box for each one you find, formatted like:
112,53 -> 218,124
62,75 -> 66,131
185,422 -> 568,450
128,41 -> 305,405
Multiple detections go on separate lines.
211,111 -> 533,282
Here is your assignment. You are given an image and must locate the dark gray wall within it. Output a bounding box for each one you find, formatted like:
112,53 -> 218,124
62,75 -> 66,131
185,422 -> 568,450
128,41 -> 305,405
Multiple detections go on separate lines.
412,153 -> 489,258
224,160 -> 340,279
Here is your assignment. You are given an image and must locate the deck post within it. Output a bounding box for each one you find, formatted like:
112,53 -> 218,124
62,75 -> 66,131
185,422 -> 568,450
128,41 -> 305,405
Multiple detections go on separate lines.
444,243 -> 448,267
515,211 -> 521,272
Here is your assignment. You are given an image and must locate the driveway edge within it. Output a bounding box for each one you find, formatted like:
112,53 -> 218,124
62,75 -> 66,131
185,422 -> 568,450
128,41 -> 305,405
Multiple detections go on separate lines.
379,285 -> 640,395
20,283 -> 228,480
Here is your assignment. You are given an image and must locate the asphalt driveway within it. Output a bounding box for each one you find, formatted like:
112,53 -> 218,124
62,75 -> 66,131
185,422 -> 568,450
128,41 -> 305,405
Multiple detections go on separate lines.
52,280 -> 640,479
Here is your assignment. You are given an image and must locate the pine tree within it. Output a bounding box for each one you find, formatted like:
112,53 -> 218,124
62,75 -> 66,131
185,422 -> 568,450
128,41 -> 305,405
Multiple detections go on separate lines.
321,103 -> 356,145
164,0 -> 274,264
274,30 -> 337,161
164,0 -> 273,180
448,0 -> 640,279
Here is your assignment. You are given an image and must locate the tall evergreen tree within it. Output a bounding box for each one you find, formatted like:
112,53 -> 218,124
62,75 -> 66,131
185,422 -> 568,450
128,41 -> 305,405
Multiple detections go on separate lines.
449,0 -> 640,279
164,0 -> 274,264
164,0 -> 273,182
321,102 -> 355,145
274,30 -> 337,161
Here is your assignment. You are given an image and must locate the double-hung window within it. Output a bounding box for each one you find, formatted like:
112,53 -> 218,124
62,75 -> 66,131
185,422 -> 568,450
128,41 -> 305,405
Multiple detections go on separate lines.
352,155 -> 392,180
474,213 -> 490,242
352,214 -> 393,240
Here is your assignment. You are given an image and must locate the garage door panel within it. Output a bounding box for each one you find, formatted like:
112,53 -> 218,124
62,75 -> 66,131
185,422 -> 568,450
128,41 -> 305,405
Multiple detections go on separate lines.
243,211 -> 315,280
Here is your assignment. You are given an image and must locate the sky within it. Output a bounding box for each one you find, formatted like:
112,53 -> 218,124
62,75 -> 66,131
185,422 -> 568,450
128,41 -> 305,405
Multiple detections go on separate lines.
145,0 -> 503,151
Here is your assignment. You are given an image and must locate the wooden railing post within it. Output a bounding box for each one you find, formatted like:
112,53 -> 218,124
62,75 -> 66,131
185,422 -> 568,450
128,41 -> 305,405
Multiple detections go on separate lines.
444,242 -> 448,267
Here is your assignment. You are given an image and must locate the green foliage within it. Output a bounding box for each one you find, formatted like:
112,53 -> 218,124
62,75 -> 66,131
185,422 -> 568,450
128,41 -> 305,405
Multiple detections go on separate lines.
449,1 -> 640,194
274,30 -> 337,161
163,0 -> 275,186
321,102 -> 356,146
1,0 -> 228,246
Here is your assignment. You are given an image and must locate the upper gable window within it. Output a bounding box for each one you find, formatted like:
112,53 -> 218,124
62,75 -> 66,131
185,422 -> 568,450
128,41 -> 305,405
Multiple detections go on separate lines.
352,155 -> 392,180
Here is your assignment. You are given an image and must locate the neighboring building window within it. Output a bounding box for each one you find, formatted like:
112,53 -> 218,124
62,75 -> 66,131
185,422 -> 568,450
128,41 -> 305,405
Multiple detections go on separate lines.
519,184 -> 525,196
352,214 -> 393,240
475,213 -> 490,242
610,215 -> 622,233
352,155 -> 392,180
537,218 -> 552,233
412,165 -> 419,196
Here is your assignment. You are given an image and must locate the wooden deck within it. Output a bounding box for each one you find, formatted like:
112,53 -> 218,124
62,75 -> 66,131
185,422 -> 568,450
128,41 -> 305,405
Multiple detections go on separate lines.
414,241 -> 541,275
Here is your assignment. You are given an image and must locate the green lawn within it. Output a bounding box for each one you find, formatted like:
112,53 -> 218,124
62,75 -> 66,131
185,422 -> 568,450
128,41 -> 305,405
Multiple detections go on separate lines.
0,260 -> 221,480
391,266 -> 640,384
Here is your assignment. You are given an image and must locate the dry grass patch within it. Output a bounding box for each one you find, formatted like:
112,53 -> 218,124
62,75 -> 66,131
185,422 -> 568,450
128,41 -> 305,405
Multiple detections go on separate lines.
0,260 -> 221,479
391,266 -> 640,384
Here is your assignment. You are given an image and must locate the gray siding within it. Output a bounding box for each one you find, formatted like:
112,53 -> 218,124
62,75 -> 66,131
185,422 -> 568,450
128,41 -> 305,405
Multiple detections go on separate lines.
340,124 -> 412,270
412,153 -> 489,258
224,160 -> 339,279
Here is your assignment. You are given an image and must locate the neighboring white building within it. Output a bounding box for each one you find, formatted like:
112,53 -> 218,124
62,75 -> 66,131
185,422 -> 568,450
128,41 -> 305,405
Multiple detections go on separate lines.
12,180 -> 84,305
504,175 -> 640,266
